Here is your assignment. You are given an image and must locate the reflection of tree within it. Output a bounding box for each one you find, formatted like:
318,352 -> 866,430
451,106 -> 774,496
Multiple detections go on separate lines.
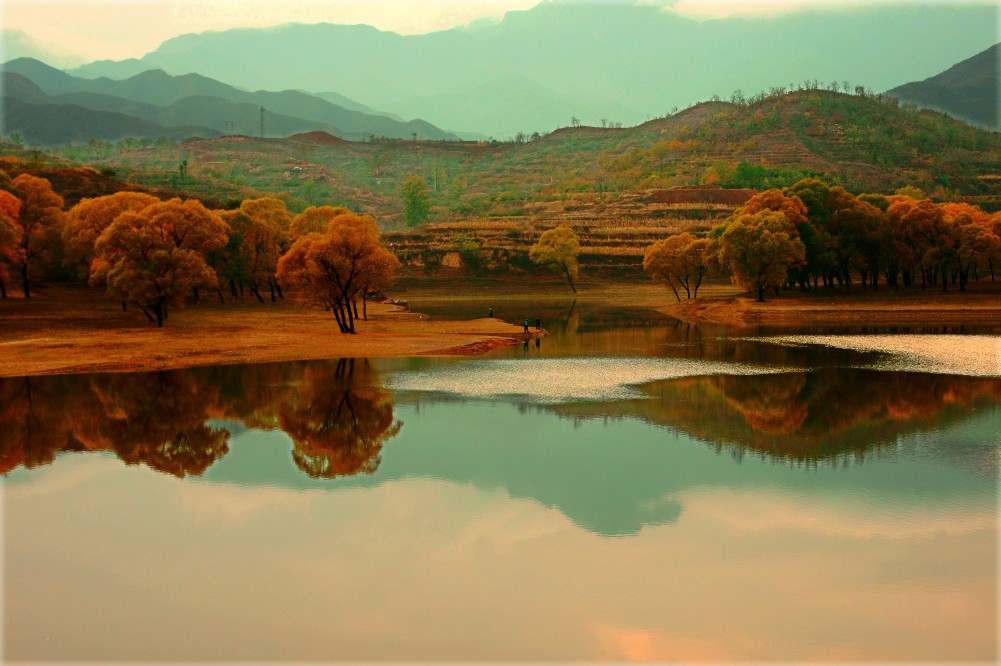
0,376 -> 81,473
0,359 -> 404,480
279,359 -> 402,479
559,370 -> 1001,464
80,372 -> 230,477
715,373 -> 808,434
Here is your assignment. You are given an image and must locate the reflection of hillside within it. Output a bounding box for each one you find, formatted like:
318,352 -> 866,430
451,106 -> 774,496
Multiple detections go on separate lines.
557,370 -> 1001,463
0,359 -> 402,479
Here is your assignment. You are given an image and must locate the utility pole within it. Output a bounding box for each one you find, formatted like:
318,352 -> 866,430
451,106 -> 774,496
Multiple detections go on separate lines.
260,106 -> 266,138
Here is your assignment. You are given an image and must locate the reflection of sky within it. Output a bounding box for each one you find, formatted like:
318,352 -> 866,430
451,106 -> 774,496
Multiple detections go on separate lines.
755,334 -> 1001,377
5,400 -> 997,661
388,356 -> 789,402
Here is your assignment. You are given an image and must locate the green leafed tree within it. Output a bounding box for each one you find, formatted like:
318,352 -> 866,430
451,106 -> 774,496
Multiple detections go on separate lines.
529,225 -> 581,293
401,174 -> 431,227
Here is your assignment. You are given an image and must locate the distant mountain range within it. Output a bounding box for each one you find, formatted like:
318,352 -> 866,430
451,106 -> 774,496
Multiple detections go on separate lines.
1,58 -> 459,146
63,2 -> 998,138
887,43 -> 999,130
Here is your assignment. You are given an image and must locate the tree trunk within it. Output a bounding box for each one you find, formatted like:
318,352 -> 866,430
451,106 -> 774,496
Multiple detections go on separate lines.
0,276 -> 6,299
345,298 -> 356,333
153,303 -> 164,328
756,284 -> 765,302
250,282 -> 264,303
140,307 -> 155,323
21,263 -> 30,299
332,302 -> 347,332
268,280 -> 276,303
564,268 -> 577,294
362,292 -> 368,320
275,281 -> 284,299
216,288 -> 225,304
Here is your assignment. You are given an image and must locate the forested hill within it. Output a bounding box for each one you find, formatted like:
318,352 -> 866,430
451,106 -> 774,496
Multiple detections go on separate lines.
887,43 -> 999,130
41,87 -> 1001,223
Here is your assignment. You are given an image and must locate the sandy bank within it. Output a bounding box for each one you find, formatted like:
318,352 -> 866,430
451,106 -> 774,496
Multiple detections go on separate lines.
0,288 -> 541,377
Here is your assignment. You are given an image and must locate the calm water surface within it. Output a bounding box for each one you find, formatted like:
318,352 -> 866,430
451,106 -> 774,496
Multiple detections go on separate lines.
3,298 -> 999,661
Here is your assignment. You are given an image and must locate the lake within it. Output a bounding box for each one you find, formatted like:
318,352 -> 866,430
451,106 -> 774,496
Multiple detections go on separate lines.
3,296 -> 999,661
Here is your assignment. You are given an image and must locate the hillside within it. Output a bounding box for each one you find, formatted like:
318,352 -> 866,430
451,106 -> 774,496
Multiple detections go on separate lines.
65,3 -> 998,138
49,87 -> 999,226
887,43 -> 999,130
2,58 -> 458,142
2,96 -> 222,145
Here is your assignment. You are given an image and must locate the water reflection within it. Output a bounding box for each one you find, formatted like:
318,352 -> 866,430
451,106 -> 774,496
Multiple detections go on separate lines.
3,359 -> 999,482
557,369 -> 1001,466
0,359 -> 401,480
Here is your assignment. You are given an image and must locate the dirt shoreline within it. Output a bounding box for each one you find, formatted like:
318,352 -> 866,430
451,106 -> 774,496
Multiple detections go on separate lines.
0,288 -> 541,378
661,288 -> 1001,327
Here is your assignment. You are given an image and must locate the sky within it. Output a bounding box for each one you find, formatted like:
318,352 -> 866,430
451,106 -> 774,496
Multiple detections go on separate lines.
2,0 -> 997,66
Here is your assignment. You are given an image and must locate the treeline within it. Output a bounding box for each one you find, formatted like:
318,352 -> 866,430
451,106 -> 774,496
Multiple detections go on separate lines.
644,177 -> 1001,301
0,169 -> 399,330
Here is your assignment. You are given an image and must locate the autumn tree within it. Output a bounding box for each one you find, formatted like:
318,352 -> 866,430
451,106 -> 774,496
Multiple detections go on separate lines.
530,225 -> 581,293
276,210 -> 399,334
716,210 -> 806,301
11,173 -> 64,298
63,191 -> 161,280
401,174 -> 431,227
289,205 -> 350,242
739,188 -> 820,290
216,197 -> 290,303
940,202 -> 999,290
643,232 -> 711,301
827,187 -> 892,290
91,200 -> 228,326
0,190 -> 22,299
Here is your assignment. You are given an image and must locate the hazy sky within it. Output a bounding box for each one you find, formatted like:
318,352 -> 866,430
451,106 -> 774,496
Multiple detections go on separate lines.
3,0 -> 997,65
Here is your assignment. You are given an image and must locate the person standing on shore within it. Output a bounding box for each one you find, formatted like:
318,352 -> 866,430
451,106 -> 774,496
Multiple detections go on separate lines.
523,319 -> 529,333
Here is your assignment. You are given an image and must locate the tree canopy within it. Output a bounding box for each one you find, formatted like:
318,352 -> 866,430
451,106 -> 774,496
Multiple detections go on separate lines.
90,199 -> 227,326
276,211 -> 400,333
401,175 -> 431,228
643,232 -> 711,301
529,225 -> 581,293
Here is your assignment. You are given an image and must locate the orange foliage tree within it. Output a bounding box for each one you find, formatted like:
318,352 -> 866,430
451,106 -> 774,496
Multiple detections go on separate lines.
11,173 -> 64,298
91,199 -> 228,326
289,205 -> 350,242
0,190 -> 22,299
643,232 -> 711,301
277,210 -> 399,333
217,197 -> 292,303
63,191 -> 160,279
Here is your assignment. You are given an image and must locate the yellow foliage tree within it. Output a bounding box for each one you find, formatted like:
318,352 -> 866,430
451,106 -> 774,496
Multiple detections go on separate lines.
529,225 -> 581,293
